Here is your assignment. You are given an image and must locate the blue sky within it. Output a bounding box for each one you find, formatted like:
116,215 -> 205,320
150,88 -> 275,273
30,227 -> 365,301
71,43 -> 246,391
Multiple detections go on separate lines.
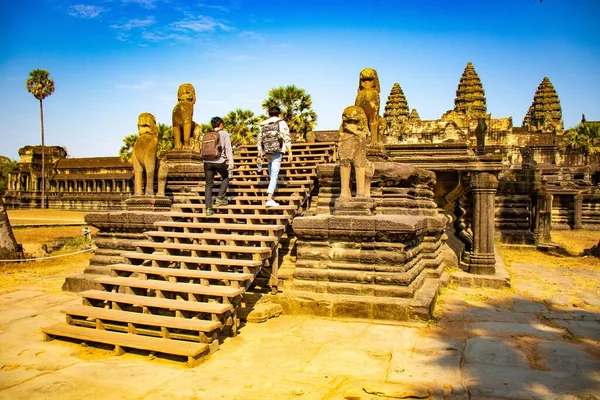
1,0 -> 599,160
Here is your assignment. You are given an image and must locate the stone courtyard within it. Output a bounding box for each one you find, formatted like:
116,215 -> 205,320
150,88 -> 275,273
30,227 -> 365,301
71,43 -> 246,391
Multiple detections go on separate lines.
0,252 -> 598,399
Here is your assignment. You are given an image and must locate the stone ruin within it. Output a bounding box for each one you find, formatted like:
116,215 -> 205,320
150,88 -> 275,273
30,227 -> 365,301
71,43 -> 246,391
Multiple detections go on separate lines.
3,63 -> 594,366
0,196 -> 22,261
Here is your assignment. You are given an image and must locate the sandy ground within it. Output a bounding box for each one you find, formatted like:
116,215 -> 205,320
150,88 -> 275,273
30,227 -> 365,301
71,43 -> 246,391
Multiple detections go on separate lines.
0,217 -> 598,399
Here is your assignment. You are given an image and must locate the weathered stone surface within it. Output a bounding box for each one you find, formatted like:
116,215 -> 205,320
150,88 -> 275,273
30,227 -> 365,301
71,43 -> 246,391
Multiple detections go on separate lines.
537,341 -> 600,373
471,321 -> 564,339
387,338 -> 465,396
0,196 -> 22,260
464,337 -> 529,367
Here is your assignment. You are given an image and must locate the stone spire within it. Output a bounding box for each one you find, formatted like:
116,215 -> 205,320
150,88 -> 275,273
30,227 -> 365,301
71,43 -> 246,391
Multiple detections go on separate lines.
383,83 -> 409,120
523,76 -> 563,133
522,104 -> 533,128
454,61 -> 487,118
408,108 -> 421,121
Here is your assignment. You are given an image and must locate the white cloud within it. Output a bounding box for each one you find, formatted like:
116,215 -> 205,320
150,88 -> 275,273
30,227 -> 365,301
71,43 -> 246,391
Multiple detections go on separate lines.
68,4 -> 105,19
141,31 -> 192,42
196,3 -> 229,13
172,15 -> 233,33
120,0 -> 161,9
110,16 -> 156,31
239,31 -> 264,41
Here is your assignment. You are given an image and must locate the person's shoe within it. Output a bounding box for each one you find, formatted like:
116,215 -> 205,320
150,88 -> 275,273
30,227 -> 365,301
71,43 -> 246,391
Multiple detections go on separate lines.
206,208 -> 214,216
265,199 -> 280,208
214,197 -> 229,207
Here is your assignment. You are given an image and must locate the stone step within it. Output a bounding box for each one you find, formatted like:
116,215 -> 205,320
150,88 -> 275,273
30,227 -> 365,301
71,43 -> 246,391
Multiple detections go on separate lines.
121,251 -> 263,268
166,212 -> 293,226
154,220 -> 285,234
238,141 -> 335,151
290,274 -> 426,299
204,179 -> 314,187
109,263 -> 255,282
91,275 -> 246,298
79,290 -> 234,314
170,204 -> 297,213
177,194 -> 304,205
292,263 -> 427,286
131,240 -> 271,258
42,323 -> 210,367
231,172 -> 315,179
233,154 -> 329,162
232,165 -> 317,173
63,304 -> 222,333
187,187 -> 309,195
144,230 -> 279,245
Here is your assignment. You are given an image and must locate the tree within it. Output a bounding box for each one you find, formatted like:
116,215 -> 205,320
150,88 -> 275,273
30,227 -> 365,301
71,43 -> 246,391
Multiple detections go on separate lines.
0,158 -> 18,195
157,123 -> 173,155
26,69 -> 55,209
120,123 -> 174,162
223,109 -> 260,146
562,122 -> 600,162
119,134 -> 138,162
261,85 -> 317,140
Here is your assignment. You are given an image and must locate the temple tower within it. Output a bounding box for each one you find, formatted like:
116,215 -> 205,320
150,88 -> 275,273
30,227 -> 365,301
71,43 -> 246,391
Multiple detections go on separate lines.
383,83 -> 409,120
454,62 -> 487,119
523,77 -> 563,134
408,108 -> 421,121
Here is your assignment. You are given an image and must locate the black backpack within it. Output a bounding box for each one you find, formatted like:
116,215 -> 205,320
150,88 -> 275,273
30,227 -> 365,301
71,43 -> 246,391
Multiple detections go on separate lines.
201,131 -> 222,161
261,120 -> 283,154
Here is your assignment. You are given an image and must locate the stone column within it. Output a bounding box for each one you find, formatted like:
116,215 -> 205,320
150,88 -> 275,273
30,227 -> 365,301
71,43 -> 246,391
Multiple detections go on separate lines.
574,192 -> 583,229
469,172 -> 498,275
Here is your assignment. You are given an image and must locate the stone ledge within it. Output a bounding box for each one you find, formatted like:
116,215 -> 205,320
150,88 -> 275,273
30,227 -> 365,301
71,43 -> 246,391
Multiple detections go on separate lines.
269,274 -> 446,322
62,273 -> 106,293
450,247 -> 511,289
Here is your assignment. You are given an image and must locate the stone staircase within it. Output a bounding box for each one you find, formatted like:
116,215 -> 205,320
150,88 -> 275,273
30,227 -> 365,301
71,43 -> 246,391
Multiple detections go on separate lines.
42,141 -> 336,366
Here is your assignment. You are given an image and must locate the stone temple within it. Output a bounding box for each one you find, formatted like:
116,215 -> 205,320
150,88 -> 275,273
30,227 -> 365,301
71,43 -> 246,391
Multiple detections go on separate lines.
3,62 -> 598,366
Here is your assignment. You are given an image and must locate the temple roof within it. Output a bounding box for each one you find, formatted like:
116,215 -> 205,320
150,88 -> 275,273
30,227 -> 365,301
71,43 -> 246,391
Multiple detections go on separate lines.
454,61 -> 487,118
55,157 -> 131,169
383,82 -> 409,120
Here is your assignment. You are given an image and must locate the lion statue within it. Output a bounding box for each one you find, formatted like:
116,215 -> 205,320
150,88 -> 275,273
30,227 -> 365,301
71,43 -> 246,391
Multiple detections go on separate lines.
172,83 -> 196,150
132,112 -> 158,196
338,106 -> 372,199
355,68 -> 381,145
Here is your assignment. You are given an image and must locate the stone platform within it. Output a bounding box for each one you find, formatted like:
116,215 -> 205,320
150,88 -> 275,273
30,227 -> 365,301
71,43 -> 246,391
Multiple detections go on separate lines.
271,213 -> 456,321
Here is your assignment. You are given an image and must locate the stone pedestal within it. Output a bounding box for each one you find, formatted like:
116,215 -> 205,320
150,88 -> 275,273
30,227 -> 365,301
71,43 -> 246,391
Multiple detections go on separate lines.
161,149 -> 204,193
125,195 -> 172,211
275,213 -> 451,321
468,172 -> 498,275
334,197 -> 376,216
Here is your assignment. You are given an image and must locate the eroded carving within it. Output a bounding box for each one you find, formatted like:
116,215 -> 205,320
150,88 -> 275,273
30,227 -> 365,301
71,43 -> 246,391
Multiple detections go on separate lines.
338,106 -> 371,198
355,68 -> 381,145
132,112 -> 158,196
172,83 -> 196,150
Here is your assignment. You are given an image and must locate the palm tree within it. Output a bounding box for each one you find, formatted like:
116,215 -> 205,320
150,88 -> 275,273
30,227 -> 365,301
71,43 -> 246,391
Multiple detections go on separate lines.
223,109 -> 260,146
562,122 -> 600,162
261,85 -> 317,140
119,134 -> 138,162
121,123 -> 175,161
26,69 -> 55,209
157,123 -> 173,155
